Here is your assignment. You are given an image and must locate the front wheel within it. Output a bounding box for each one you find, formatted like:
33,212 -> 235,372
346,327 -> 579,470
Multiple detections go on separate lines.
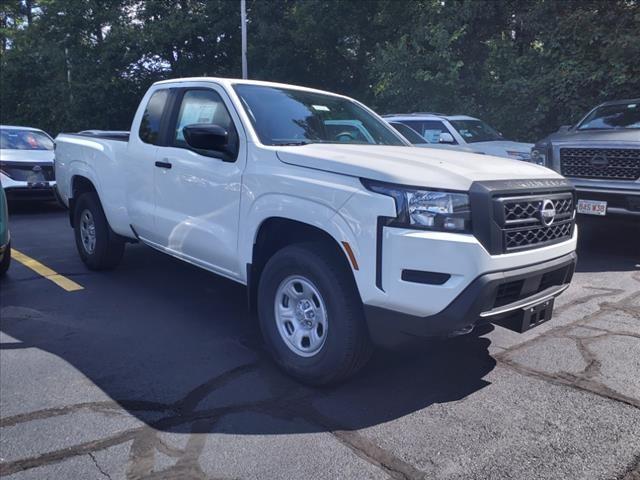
74,192 -> 125,270
257,242 -> 372,385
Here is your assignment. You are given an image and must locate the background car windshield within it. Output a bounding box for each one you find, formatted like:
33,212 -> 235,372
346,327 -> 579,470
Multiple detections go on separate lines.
390,122 -> 430,144
449,120 -> 502,143
0,129 -> 54,150
234,84 -> 405,146
578,102 -> 640,130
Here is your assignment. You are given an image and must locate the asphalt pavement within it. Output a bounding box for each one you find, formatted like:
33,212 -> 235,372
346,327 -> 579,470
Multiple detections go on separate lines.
1,203 -> 639,480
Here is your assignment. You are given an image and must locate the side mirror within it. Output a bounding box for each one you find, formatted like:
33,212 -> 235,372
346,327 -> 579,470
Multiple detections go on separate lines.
439,132 -> 455,144
183,123 -> 228,152
558,125 -> 572,133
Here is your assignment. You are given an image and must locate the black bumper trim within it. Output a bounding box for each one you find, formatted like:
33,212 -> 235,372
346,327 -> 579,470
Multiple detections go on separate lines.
574,187 -> 640,216
401,269 -> 451,285
363,251 -> 577,348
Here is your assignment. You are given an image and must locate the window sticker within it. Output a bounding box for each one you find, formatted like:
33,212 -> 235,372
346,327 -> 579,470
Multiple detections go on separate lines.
176,101 -> 218,141
197,105 -> 216,123
312,105 -> 330,112
422,129 -> 442,143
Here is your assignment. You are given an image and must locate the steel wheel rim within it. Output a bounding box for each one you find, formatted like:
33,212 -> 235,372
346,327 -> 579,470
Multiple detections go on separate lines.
274,275 -> 328,357
80,209 -> 96,254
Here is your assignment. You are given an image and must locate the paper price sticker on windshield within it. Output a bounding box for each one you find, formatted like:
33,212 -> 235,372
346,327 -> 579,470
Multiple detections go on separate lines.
312,105 -> 330,112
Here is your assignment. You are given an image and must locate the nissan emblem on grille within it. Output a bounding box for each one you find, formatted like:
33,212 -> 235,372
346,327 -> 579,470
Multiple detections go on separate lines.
32,165 -> 42,172
539,199 -> 556,226
590,154 -> 608,168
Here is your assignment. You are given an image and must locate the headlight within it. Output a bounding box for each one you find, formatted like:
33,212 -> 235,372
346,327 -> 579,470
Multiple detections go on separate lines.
362,180 -> 471,233
506,150 -> 531,161
530,148 -> 547,166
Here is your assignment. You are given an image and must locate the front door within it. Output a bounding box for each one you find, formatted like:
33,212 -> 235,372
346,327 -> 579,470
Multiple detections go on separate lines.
153,85 -> 246,279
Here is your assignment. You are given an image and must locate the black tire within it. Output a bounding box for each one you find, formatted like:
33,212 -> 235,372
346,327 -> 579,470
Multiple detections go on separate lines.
257,242 -> 373,385
0,240 -> 10,276
73,192 -> 124,270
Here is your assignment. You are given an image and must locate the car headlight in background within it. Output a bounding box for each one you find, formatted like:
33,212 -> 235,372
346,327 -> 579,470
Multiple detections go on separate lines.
506,150 -> 532,161
530,148 -> 547,166
362,180 -> 472,233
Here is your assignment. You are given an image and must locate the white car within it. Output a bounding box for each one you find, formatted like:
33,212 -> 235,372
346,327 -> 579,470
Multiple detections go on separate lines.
384,113 -> 534,161
54,78 -> 577,384
387,120 -> 481,153
0,125 -> 57,200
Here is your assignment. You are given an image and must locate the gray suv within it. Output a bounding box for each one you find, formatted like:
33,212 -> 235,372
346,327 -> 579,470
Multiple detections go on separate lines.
532,99 -> 640,218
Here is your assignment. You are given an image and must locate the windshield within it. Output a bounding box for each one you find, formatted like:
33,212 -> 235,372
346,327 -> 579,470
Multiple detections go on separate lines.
449,119 -> 502,143
0,129 -> 54,150
233,84 -> 406,146
578,101 -> 640,130
389,122 -> 430,144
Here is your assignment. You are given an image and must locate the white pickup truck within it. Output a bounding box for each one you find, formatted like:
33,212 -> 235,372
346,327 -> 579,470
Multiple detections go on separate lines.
55,78 -> 578,384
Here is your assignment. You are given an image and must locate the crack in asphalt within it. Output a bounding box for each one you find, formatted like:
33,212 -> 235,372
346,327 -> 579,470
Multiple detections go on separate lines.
496,279 -> 640,411
88,451 -> 112,480
1,276 -> 638,478
329,429 -> 424,480
0,359 -> 416,479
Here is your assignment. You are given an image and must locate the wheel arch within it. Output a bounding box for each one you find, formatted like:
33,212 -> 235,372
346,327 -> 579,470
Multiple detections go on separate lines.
69,175 -> 98,227
246,215 -> 359,312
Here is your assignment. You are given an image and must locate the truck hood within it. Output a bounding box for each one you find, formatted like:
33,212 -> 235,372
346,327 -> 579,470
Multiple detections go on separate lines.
469,140 -> 534,155
276,144 -> 559,191
540,128 -> 640,145
0,149 -> 54,163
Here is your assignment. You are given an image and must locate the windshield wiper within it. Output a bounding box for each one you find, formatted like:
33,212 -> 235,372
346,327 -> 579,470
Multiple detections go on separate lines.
272,141 -> 313,146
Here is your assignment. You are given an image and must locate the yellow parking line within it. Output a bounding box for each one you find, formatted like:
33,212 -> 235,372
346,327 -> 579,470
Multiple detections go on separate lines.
11,249 -> 84,292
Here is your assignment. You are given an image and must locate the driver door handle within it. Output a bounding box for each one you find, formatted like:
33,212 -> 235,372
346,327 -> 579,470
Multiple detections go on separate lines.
155,160 -> 172,169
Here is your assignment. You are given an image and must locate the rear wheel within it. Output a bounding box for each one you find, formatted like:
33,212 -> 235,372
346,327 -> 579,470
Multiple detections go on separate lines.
257,242 -> 372,385
74,192 -> 124,270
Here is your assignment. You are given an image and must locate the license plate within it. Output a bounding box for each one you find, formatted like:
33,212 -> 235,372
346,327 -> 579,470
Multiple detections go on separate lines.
520,298 -> 554,332
492,298 -> 555,333
576,199 -> 607,216
27,181 -> 50,189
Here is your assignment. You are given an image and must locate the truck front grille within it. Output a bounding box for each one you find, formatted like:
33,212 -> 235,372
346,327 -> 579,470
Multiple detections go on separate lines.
0,162 -> 55,182
494,192 -> 575,253
560,147 -> 640,180
504,222 -> 573,251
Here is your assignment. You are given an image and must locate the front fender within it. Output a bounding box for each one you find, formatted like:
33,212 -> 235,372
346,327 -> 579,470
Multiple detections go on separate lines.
239,194 -> 361,283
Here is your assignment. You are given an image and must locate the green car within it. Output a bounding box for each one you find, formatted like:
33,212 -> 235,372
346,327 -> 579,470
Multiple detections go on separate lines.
0,185 -> 10,275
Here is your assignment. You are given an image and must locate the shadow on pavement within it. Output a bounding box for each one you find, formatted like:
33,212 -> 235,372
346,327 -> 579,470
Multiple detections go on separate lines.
0,236 -> 496,435
575,216 -> 640,273
7,199 -> 64,216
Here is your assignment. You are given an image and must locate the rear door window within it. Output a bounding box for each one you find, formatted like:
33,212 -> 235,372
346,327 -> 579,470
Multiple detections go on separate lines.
139,89 -> 169,145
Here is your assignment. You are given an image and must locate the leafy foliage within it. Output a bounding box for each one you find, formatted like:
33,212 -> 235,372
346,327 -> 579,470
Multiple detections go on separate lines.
1,0 -> 638,141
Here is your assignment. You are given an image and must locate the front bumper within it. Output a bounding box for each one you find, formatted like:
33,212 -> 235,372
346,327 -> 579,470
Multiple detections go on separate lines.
364,251 -> 577,347
569,181 -> 640,217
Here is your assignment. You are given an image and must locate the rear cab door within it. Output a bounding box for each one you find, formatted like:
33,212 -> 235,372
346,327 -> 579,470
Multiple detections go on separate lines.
126,86 -> 175,241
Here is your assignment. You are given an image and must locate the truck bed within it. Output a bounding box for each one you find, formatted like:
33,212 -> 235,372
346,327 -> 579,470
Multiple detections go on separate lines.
73,130 -> 130,142
54,131 -> 133,238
